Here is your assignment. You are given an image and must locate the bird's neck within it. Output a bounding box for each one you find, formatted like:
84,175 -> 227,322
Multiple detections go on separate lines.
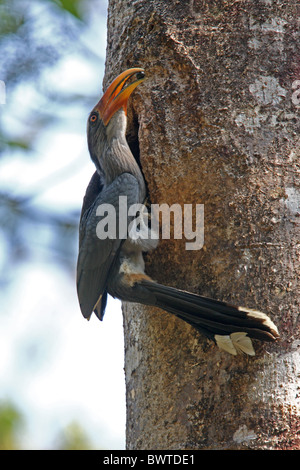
101,112 -> 146,201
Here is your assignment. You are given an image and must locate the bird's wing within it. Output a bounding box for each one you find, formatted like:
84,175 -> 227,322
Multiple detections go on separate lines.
76,172 -> 141,320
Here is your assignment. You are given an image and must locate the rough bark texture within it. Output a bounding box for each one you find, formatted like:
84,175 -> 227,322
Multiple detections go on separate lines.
103,0 -> 299,449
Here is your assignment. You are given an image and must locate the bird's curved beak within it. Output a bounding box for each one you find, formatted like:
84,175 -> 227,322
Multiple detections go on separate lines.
97,68 -> 145,126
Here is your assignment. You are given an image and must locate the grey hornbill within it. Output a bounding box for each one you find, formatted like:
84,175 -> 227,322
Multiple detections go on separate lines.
76,67 -> 279,356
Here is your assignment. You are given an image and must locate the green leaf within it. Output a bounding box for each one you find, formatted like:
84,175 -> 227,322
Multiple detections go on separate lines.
50,0 -> 85,21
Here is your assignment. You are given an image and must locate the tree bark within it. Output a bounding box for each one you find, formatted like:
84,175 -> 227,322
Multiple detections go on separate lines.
103,0 -> 300,449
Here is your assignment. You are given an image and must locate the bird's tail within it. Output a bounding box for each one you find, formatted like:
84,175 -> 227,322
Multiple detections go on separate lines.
139,279 -> 279,356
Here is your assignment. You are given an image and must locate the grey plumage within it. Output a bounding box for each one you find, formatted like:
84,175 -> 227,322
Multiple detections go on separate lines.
76,68 -> 280,355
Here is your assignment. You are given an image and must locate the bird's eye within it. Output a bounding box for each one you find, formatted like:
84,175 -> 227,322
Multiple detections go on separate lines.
89,112 -> 98,124
136,71 -> 145,80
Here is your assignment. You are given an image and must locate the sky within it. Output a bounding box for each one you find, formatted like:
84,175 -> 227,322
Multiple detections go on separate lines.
0,0 -> 127,449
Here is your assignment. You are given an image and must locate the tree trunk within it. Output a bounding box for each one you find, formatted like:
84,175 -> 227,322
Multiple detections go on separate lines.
103,0 -> 300,450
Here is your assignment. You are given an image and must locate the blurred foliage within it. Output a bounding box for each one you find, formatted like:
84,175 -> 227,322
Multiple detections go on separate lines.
0,191 -> 79,284
0,0 -> 106,276
55,421 -> 94,450
0,401 -> 95,449
0,0 -> 106,448
48,0 -> 86,20
0,0 -> 107,450
0,401 -> 24,449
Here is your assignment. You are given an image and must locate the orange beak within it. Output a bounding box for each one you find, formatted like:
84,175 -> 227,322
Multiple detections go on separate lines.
96,68 -> 145,126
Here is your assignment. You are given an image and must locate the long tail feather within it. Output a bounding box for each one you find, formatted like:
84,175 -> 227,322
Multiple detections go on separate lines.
140,279 -> 279,355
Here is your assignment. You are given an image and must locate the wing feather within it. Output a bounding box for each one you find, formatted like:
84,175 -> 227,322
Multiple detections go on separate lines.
76,172 -> 141,319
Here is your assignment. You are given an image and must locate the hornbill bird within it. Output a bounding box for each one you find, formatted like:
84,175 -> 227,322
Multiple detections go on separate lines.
76,67 -> 279,356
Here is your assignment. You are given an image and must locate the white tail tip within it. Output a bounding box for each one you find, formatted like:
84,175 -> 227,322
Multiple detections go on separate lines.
215,332 -> 256,356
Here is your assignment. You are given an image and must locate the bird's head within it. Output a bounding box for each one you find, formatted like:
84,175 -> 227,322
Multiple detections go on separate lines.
87,68 -> 145,172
